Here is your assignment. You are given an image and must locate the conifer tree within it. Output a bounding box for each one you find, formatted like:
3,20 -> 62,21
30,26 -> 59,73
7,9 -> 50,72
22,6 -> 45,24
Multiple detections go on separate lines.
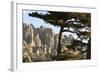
29,11 -> 91,59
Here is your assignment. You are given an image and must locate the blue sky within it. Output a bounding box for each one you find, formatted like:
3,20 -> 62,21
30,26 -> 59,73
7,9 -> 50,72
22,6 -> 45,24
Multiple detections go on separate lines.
22,10 -> 60,34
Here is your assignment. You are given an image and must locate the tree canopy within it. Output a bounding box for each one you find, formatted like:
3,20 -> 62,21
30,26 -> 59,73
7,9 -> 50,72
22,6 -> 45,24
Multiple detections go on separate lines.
29,11 -> 91,27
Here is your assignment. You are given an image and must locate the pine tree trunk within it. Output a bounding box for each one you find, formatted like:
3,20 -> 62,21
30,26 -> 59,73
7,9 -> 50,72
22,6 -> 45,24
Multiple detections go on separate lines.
86,38 -> 91,59
57,27 -> 63,56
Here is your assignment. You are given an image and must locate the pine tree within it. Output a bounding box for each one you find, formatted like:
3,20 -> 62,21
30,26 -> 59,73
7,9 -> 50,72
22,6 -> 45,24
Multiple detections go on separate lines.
29,11 -> 91,60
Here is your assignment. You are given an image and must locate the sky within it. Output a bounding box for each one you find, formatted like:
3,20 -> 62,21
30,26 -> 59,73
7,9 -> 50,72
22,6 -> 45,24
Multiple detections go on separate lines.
22,10 -> 60,34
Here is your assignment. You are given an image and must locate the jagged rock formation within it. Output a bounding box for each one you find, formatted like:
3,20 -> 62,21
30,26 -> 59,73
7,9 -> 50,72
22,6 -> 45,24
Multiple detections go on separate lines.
23,23 -> 57,62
